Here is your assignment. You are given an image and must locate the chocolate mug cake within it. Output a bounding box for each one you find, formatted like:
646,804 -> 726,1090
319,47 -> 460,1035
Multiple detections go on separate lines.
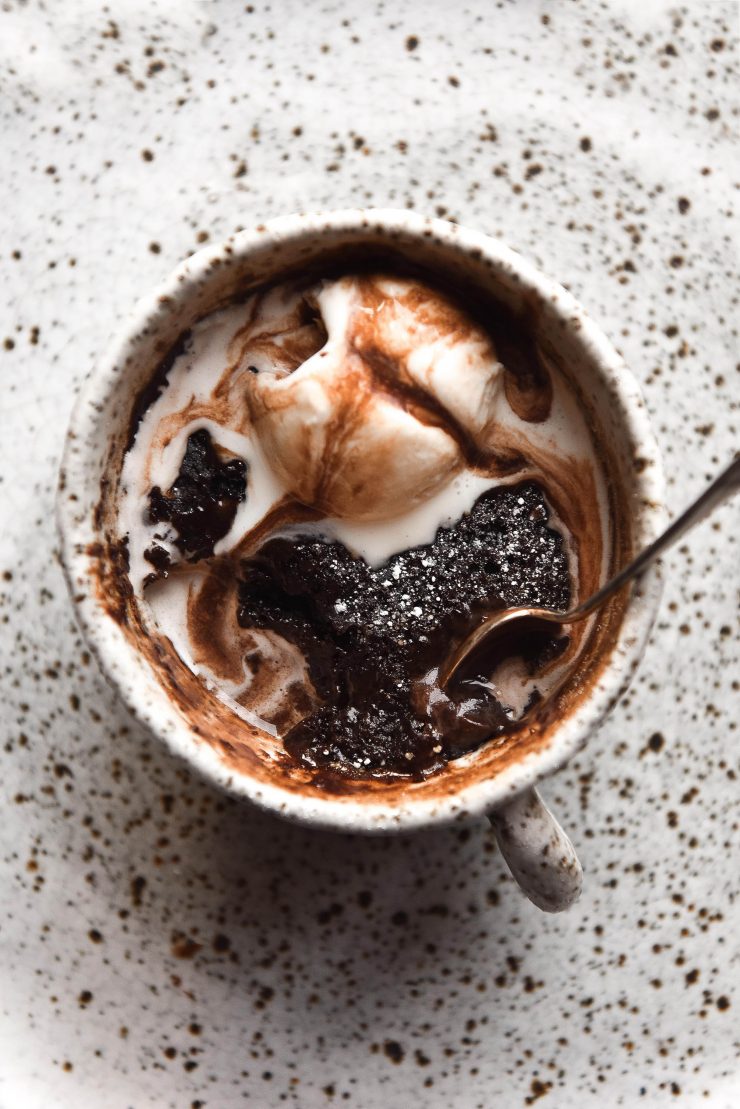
58,210 -> 664,912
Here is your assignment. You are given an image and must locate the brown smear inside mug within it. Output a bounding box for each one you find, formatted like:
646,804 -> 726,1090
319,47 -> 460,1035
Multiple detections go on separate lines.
87,234 -> 633,804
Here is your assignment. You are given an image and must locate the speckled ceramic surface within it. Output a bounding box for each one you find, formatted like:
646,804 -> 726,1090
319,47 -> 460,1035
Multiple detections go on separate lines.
1,2 -> 738,1106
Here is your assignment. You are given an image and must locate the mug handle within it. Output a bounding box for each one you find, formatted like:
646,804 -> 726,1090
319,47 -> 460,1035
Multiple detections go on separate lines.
487,787 -> 582,912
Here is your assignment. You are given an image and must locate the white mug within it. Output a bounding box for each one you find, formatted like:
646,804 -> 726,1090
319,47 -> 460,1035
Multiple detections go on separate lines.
57,210 -> 665,912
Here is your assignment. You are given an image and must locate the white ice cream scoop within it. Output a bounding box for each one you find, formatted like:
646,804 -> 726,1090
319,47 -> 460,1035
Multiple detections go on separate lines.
246,274 -> 507,520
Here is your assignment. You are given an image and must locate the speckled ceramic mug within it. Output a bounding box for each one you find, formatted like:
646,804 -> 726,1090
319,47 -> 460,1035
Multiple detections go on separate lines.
57,209 -> 665,913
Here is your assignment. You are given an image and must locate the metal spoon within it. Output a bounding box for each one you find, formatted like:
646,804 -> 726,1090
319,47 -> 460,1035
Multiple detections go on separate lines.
441,455 -> 740,687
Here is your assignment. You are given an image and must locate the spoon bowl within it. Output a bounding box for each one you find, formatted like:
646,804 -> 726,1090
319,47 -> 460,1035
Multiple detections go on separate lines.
440,607 -> 570,687
442,455 -> 739,688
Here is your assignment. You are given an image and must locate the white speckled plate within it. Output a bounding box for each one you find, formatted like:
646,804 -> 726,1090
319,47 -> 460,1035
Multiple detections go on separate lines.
1,2 -> 738,1107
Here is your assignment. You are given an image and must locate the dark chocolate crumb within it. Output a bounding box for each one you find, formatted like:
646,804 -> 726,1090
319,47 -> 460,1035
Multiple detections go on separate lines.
148,429 -> 247,562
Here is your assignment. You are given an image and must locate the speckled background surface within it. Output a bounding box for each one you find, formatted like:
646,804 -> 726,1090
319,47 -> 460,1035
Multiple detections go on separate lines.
1,2 -> 738,1106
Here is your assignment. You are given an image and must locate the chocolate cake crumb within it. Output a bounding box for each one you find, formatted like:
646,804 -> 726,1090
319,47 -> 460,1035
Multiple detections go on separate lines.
143,544 -> 172,575
147,429 -> 247,561
237,482 -> 571,778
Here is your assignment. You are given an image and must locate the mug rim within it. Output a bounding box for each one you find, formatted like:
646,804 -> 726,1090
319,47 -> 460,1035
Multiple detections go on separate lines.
57,207 -> 665,832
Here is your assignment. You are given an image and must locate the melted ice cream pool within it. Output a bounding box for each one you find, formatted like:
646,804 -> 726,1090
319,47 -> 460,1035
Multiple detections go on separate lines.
118,273 -> 610,744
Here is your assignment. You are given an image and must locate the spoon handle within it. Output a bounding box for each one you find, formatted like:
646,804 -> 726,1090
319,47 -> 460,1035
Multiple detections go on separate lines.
572,455 -> 740,621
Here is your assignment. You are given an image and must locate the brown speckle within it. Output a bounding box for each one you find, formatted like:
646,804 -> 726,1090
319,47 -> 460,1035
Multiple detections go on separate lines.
383,1040 -> 405,1064
130,875 -> 146,906
171,933 -> 202,959
526,1078 -> 553,1104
